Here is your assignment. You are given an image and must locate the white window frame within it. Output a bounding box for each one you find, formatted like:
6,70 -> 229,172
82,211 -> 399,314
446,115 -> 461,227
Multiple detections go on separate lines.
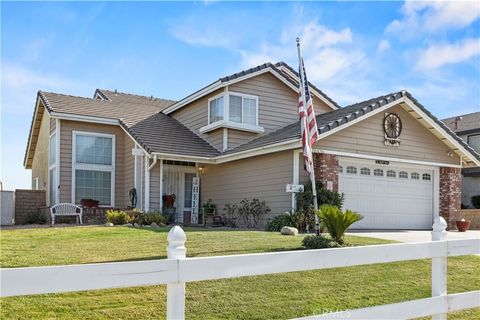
72,131 -> 116,207
34,177 -> 39,190
201,91 -> 263,134
48,130 -> 59,206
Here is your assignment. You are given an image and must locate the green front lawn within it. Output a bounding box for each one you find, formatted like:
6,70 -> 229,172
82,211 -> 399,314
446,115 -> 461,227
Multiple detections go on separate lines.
1,226 -> 478,319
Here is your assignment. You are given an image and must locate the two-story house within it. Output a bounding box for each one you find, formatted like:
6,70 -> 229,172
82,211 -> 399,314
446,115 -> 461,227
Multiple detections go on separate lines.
443,112 -> 480,208
24,62 -> 480,229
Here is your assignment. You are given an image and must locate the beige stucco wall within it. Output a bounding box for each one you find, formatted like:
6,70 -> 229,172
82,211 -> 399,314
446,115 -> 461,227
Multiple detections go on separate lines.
201,150 -> 294,226
171,72 -> 334,152
31,109 -> 50,204
59,120 -> 134,207
317,104 -> 460,165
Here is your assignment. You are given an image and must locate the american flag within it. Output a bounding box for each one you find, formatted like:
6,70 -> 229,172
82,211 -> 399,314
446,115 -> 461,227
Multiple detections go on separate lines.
298,58 -> 319,173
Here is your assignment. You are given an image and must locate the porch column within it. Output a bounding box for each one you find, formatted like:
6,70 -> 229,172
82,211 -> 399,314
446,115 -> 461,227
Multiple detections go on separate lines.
313,153 -> 339,192
439,167 -> 461,230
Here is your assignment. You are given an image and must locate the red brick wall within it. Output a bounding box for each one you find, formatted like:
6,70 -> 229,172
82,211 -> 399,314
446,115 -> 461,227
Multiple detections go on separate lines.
439,167 -> 461,230
313,153 -> 339,192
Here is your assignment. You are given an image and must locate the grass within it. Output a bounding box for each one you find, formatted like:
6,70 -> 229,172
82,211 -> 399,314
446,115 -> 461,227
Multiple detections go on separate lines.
1,226 -> 479,319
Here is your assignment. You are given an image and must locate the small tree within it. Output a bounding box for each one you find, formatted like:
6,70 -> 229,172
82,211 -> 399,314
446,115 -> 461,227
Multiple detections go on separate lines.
317,205 -> 362,244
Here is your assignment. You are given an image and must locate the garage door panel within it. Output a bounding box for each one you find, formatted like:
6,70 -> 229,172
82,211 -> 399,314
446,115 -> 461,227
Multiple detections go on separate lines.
339,159 -> 434,230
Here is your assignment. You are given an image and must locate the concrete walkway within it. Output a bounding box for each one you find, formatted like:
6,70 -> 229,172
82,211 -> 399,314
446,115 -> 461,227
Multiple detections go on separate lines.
346,230 -> 480,243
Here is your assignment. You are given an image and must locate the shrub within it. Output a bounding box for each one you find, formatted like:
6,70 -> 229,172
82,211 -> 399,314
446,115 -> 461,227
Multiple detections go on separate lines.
266,212 -> 294,232
225,198 -> 271,228
143,212 -> 167,225
302,234 -> 342,249
25,211 -> 47,224
296,181 -> 344,212
317,205 -> 363,244
106,210 -> 132,225
471,195 -> 480,209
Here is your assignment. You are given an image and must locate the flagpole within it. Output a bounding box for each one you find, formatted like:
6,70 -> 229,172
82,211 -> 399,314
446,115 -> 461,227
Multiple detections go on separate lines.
296,38 -> 320,235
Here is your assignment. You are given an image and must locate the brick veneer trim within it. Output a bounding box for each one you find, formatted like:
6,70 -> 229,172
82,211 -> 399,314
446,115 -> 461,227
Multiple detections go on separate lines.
439,167 -> 462,230
313,153 -> 339,192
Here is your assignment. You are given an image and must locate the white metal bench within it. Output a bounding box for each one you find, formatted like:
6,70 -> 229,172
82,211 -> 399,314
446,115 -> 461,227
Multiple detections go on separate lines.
50,203 -> 83,225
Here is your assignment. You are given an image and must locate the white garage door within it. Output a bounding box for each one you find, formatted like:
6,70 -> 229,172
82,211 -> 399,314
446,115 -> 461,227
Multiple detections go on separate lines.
338,159 -> 434,229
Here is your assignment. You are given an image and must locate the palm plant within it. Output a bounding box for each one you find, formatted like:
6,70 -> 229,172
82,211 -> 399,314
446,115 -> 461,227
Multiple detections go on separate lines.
317,205 -> 363,244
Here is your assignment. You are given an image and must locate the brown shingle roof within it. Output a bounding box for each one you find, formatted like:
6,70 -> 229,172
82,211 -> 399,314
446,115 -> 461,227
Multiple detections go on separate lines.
40,90 -> 175,126
33,90 -> 219,159
120,114 -> 220,157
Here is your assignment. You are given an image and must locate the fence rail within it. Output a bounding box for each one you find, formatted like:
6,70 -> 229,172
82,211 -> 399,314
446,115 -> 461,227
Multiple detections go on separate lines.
1,217 -> 479,320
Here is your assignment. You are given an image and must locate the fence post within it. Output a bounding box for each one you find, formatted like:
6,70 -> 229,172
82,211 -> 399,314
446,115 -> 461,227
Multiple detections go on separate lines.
167,226 -> 187,320
431,216 -> 447,320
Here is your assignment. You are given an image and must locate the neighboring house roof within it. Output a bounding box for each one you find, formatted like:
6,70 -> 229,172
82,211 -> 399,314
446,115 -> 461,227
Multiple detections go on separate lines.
221,91 -> 480,165
442,111 -> 480,135
120,113 -> 220,158
162,62 -> 340,114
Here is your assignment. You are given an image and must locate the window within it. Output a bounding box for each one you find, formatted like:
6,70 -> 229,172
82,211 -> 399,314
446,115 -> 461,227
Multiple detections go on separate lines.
73,132 -> 114,206
468,134 -> 480,152
49,169 -> 57,206
399,171 -> 408,179
49,133 -> 57,206
207,92 -> 258,127
228,94 -> 258,125
360,167 -> 371,175
33,177 -> 39,190
387,170 -> 396,178
422,173 -> 431,181
209,96 -> 224,124
339,166 -> 343,173
346,166 -> 357,174
411,172 -> 420,180
374,169 -> 384,176
49,134 -> 56,166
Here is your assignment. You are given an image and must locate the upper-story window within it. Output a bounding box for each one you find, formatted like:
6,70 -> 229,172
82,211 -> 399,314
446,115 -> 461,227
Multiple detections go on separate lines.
202,92 -> 262,134
209,96 -> 224,124
468,134 -> 480,153
229,94 -> 257,126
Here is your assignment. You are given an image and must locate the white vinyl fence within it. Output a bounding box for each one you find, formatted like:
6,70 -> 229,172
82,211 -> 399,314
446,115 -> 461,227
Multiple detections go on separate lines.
1,217 -> 479,320
0,191 -> 15,225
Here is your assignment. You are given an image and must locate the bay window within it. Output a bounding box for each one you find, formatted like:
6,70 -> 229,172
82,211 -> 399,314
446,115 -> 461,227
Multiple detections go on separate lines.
209,95 -> 224,123
203,91 -> 261,133
73,132 -> 115,206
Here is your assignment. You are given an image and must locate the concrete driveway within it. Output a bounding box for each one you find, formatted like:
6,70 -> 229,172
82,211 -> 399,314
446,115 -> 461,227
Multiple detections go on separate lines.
346,230 -> 480,243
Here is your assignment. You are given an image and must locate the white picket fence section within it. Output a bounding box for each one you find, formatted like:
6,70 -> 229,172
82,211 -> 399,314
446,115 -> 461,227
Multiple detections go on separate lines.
1,217 -> 479,320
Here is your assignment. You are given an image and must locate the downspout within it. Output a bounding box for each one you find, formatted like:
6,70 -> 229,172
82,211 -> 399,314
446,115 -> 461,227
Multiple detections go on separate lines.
144,155 -> 158,212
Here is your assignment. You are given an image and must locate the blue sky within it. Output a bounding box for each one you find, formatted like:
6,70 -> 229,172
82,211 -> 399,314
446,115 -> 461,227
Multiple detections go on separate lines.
1,1 -> 480,190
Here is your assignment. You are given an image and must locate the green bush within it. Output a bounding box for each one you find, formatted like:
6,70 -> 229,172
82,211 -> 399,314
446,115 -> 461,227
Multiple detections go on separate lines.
106,210 -> 132,225
302,234 -> 342,249
25,211 -> 47,224
317,205 -> 363,244
266,212 -> 294,232
296,181 -> 344,212
143,212 -> 167,225
471,195 -> 480,209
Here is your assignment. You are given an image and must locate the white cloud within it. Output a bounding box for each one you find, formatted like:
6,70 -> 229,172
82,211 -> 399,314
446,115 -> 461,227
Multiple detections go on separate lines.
416,38 -> 480,70
387,1 -> 480,36
377,40 -> 390,53
1,63 -> 87,115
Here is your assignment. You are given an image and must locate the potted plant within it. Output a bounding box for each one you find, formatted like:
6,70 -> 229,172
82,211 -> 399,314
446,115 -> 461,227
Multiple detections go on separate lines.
80,198 -> 99,208
456,218 -> 471,232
